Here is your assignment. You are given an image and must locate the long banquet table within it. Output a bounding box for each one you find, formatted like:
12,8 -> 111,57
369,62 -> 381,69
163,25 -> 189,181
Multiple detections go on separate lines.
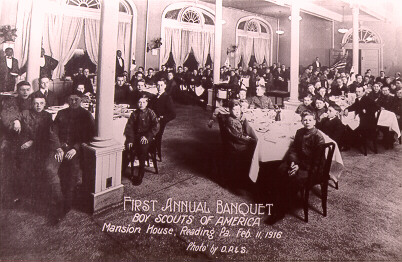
243,109 -> 344,183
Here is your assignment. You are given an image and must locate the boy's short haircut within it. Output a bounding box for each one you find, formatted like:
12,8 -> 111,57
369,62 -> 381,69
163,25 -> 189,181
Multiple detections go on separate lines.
301,110 -> 316,120
328,103 -> 342,113
17,81 -> 31,90
315,97 -> 325,103
228,99 -> 240,110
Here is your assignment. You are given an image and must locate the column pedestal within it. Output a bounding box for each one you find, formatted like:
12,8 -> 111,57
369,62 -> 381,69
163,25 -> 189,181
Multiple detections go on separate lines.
82,140 -> 124,213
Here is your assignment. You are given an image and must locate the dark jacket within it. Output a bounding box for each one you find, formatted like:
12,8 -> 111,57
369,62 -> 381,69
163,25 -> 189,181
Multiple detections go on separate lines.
346,95 -> 380,130
32,90 -> 59,107
286,127 -> 325,172
53,107 -> 95,152
220,114 -> 255,153
20,109 -> 60,153
377,94 -> 395,111
124,108 -> 160,143
148,92 -> 176,126
1,96 -> 32,132
115,57 -> 125,76
40,55 -> 58,78
316,117 -> 345,146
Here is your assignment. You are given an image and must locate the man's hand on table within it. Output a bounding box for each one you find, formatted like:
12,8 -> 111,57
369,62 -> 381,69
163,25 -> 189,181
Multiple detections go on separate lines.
343,109 -> 349,117
288,162 -> 299,177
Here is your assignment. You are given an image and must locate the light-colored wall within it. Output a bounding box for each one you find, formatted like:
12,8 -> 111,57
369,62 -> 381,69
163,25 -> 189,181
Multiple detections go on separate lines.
278,13 -> 333,68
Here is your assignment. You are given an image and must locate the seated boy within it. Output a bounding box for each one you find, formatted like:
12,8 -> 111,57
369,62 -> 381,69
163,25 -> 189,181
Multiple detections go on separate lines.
316,104 -> 345,146
124,94 -> 160,184
218,100 -> 256,187
314,97 -> 327,123
267,111 -> 325,224
20,96 -> 65,224
295,95 -> 314,114
250,85 -> 274,109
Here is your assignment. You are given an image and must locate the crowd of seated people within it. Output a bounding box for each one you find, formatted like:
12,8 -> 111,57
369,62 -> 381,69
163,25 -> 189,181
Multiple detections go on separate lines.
296,62 -> 402,151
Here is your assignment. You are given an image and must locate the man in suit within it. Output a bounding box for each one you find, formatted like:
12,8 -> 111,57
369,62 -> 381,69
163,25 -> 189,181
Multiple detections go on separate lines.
250,85 -> 274,109
145,68 -> 157,86
52,91 -> 95,217
0,48 -> 19,92
348,74 -> 364,93
344,86 -> 380,152
148,78 -> 176,160
40,48 -> 58,79
115,50 -> 124,77
312,57 -> 321,72
32,76 -> 59,107
165,71 -> 178,99
114,75 -> 131,105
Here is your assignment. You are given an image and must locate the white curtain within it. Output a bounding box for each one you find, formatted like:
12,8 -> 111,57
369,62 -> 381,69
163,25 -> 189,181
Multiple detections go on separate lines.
188,31 -> 203,65
53,16 -> 84,78
161,28 -> 213,68
201,32 -> 213,67
171,29 -> 182,66
181,30 -> 190,65
236,36 -> 253,68
117,22 -> 131,71
42,13 -> 64,78
14,0 -> 33,68
84,18 -> 100,66
253,38 -> 265,64
160,27 -> 173,66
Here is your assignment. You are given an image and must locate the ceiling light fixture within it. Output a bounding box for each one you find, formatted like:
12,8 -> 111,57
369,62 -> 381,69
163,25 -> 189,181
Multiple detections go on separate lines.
338,5 -> 348,34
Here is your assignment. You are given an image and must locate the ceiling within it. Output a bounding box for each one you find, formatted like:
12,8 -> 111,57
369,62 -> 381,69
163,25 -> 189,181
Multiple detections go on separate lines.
199,0 -> 383,21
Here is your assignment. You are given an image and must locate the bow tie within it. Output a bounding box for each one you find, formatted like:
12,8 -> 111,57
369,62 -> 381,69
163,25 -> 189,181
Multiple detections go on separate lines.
6,57 -> 12,59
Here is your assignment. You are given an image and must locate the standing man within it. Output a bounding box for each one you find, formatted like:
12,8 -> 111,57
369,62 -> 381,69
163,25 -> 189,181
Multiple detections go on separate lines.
116,50 -> 125,77
344,86 -> 380,153
149,79 -> 176,161
32,76 -> 59,107
53,91 -> 96,216
0,48 -> 19,92
312,57 -> 321,72
40,48 -> 58,79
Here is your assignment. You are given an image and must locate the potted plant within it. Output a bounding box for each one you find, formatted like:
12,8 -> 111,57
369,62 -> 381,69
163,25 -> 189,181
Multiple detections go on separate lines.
147,37 -> 162,53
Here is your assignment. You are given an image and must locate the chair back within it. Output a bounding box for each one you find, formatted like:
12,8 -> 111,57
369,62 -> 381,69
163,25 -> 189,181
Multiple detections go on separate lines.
216,114 -> 230,153
308,142 -> 336,185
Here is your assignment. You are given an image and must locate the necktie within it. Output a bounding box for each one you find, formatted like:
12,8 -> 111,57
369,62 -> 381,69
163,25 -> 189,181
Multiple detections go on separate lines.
44,90 -> 48,97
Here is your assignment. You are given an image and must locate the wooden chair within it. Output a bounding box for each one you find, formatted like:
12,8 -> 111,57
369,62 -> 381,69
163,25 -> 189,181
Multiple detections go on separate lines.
289,142 -> 336,222
128,139 -> 159,176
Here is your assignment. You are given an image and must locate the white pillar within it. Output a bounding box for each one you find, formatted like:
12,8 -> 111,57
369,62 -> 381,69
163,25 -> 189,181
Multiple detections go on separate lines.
352,6 -> 359,74
209,0 -> 222,108
93,0 -> 119,145
289,1 -> 300,103
83,0 -> 124,213
26,0 -> 44,90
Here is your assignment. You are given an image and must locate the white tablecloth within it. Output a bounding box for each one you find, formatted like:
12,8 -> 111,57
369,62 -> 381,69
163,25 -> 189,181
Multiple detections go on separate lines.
245,110 -> 344,183
342,110 -> 401,138
377,110 -> 401,137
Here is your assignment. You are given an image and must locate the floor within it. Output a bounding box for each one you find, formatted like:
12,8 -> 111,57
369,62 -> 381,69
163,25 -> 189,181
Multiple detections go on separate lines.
1,103 -> 401,261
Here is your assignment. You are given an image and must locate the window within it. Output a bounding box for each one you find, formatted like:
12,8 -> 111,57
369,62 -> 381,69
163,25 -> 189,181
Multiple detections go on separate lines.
66,0 -> 100,9
181,9 -> 201,24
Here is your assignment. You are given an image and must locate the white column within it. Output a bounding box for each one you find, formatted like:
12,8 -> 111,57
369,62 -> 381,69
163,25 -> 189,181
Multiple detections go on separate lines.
93,0 -> 119,145
209,0 -> 223,108
289,1 -> 300,102
352,6 -> 359,74
83,0 -> 124,213
26,0 -> 44,90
